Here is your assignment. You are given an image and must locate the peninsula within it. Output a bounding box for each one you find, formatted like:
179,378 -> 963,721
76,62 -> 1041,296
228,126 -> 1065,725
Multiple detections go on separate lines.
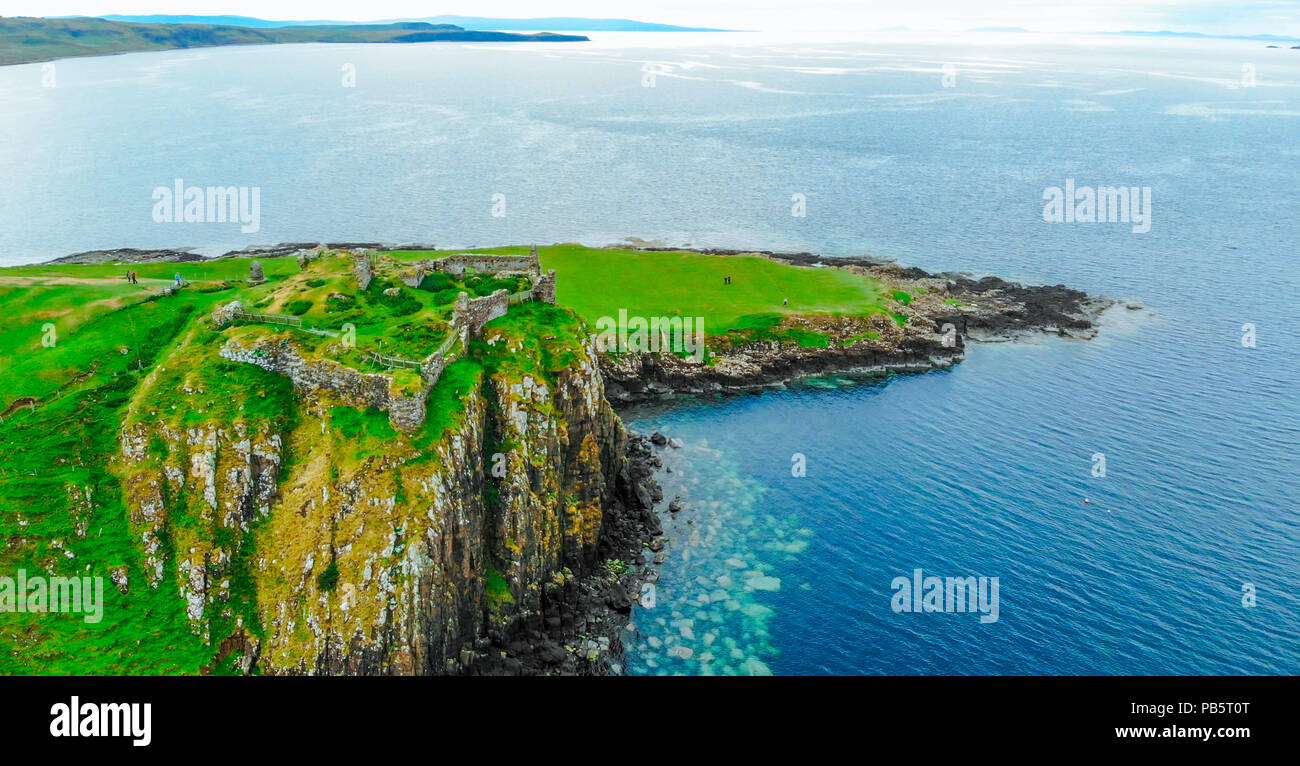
0,243 -> 1114,674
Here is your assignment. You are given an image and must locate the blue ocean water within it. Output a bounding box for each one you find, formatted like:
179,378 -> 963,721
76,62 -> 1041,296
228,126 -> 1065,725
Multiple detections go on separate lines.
1,32 -> 1296,674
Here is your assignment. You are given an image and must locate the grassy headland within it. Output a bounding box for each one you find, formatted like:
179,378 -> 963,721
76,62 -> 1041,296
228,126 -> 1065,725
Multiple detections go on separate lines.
390,244 -> 892,346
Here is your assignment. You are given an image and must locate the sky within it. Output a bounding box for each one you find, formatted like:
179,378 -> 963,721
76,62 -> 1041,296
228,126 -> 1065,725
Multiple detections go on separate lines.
3,0 -> 1298,36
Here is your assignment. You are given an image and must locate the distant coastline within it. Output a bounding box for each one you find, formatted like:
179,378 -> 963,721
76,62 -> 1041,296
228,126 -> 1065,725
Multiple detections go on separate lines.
0,17 -> 588,67
96,14 -> 737,33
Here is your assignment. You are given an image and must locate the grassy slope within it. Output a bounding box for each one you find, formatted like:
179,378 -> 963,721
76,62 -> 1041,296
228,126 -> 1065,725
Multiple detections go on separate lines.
0,296 -> 216,674
0,259 -> 289,400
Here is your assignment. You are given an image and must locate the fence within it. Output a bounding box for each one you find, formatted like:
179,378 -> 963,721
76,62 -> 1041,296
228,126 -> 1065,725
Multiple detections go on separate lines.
432,331 -> 458,358
507,289 -> 533,306
365,350 -> 422,370
233,311 -> 302,327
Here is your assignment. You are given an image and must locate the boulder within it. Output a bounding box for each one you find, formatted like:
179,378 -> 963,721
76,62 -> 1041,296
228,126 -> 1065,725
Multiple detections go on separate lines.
604,583 -> 633,613
212,300 -> 243,327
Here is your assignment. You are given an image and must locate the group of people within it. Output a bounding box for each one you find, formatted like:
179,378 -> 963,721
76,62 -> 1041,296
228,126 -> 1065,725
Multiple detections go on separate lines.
125,270 -> 185,287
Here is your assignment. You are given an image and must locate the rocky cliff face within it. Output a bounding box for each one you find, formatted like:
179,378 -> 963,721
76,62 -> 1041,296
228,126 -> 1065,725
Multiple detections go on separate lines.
118,325 -> 659,675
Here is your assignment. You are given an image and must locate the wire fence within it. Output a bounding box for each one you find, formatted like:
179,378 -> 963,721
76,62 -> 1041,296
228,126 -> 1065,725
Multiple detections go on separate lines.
233,311 -> 302,327
364,350 -> 422,370
432,331 -> 458,357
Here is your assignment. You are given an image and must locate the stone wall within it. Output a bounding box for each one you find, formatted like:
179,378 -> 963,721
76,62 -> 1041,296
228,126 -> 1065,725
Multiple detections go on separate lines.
219,337 -> 427,432
452,289 -> 509,339
386,391 -> 427,433
532,269 -> 557,304
399,264 -> 429,288
419,352 -> 448,386
217,255 -> 557,430
352,251 -> 374,291
427,250 -> 539,277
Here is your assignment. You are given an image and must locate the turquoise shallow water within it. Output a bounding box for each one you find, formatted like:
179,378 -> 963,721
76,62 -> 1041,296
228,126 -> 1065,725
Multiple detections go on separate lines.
620,319 -> 1298,674
1,32 -> 1296,674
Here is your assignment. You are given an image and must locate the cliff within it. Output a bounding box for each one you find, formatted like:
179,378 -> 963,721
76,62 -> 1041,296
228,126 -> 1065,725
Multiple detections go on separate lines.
115,302 -> 659,675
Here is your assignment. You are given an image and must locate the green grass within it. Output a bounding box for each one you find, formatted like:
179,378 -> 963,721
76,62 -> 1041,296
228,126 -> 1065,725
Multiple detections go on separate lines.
0,328 -> 211,674
252,263 -> 479,360
0,257 -> 298,284
484,567 -> 513,612
390,244 -> 889,335
410,358 -> 484,458
330,406 -> 398,442
713,312 -> 830,350
474,301 -> 587,385
316,562 -> 340,592
0,291 -> 213,408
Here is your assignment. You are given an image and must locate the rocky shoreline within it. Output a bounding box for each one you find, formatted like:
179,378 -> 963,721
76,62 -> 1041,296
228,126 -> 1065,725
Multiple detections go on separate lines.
602,247 -> 1118,402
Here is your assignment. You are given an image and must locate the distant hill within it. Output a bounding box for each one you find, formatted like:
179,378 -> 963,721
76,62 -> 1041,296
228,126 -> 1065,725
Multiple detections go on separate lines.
0,17 -> 587,66
1109,29 -> 1300,43
99,14 -> 733,32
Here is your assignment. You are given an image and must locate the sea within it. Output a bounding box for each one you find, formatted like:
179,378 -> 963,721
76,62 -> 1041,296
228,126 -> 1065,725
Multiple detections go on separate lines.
1,30 -> 1296,674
